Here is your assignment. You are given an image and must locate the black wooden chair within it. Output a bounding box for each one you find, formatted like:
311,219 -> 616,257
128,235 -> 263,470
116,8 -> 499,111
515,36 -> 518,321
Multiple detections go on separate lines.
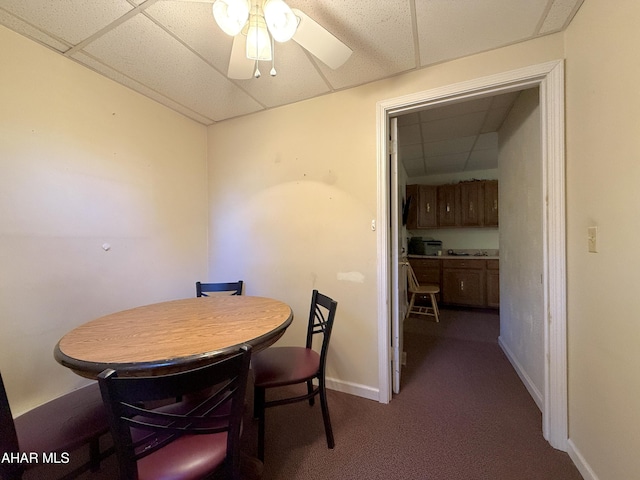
196,281 -> 244,297
98,346 -> 252,480
0,371 -> 111,480
252,290 -> 338,461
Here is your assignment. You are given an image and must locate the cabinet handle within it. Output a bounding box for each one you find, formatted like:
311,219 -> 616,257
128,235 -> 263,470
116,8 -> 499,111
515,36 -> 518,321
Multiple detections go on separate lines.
469,201 -> 474,213
426,202 -> 431,213
493,200 -> 498,211
460,280 -> 464,291
446,203 -> 450,213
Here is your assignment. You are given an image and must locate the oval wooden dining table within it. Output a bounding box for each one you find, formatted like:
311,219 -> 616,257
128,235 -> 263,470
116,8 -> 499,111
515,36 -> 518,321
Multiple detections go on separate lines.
54,296 -> 293,379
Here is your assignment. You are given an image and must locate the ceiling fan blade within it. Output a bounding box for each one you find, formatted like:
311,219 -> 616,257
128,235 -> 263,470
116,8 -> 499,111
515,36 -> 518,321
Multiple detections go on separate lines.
290,8 -> 352,70
228,34 -> 254,79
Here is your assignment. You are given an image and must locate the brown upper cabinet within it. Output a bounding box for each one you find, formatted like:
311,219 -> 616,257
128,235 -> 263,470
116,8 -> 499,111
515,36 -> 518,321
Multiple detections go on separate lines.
437,184 -> 459,227
406,184 -> 437,229
406,180 -> 498,229
459,181 -> 484,227
484,180 -> 499,227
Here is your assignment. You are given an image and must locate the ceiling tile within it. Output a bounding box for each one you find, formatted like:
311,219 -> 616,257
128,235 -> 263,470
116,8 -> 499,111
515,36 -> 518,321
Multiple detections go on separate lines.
79,13 -> 263,122
398,124 -> 422,146
539,0 -> 583,34
72,51 -> 215,124
0,8 -> 69,52
418,97 -> 492,122
291,0 -> 416,89
474,132 -> 498,150
421,112 -> 485,143
423,136 -> 476,158
399,144 -> 424,161
466,148 -> 498,171
416,0 -> 550,65
0,0 -> 134,45
144,1 -> 232,73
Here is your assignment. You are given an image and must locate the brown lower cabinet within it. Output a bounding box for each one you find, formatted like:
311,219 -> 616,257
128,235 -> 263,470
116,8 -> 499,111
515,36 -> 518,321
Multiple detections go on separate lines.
409,257 -> 499,309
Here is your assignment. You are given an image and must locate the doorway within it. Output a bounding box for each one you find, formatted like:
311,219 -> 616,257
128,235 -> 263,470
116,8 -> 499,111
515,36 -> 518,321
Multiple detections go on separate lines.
375,60 -> 567,451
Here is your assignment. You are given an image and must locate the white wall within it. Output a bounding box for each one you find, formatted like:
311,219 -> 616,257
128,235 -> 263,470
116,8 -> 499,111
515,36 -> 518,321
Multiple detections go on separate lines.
207,33 -> 565,398
0,26 -> 209,414
565,0 -> 640,478
497,88 -> 544,408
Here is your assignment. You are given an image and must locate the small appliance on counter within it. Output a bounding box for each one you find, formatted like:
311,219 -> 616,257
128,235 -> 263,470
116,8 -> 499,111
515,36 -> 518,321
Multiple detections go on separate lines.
408,237 -> 442,256
424,240 -> 443,256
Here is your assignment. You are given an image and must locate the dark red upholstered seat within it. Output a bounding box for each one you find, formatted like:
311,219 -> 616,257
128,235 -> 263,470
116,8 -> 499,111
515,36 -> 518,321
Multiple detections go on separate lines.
0,372 -> 111,480
252,290 -> 338,461
98,346 -> 252,480
14,382 -> 108,454
252,347 -> 320,388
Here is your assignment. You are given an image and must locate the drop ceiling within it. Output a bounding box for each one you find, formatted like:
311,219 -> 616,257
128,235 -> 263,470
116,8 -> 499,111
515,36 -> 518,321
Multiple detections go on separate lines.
398,90 -> 521,178
1,0 -> 582,128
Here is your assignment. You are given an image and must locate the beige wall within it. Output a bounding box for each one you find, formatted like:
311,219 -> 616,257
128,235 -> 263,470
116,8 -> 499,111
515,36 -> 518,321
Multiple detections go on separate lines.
565,0 -> 640,478
498,88 -> 544,408
0,26 -> 209,415
207,33 -> 565,397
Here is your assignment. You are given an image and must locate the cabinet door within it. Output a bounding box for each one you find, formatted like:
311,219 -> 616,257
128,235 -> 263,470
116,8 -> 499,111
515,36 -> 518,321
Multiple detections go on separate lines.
442,269 -> 485,306
405,184 -> 418,230
437,184 -> 459,227
459,181 -> 484,226
417,185 -> 438,228
484,180 -> 499,227
486,259 -> 499,308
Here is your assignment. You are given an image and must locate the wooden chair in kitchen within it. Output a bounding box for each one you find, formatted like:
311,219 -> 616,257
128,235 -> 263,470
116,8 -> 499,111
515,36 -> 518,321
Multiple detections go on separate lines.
0,370 -> 112,480
406,261 -> 440,322
252,290 -> 338,461
196,280 -> 244,297
98,345 -> 252,480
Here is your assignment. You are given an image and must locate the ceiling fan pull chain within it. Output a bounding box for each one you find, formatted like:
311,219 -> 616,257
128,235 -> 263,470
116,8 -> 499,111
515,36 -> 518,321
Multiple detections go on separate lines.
254,59 -> 261,78
270,35 -> 277,76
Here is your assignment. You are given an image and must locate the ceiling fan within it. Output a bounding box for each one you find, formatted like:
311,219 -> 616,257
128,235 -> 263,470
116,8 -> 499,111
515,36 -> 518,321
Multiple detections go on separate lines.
177,0 -> 352,79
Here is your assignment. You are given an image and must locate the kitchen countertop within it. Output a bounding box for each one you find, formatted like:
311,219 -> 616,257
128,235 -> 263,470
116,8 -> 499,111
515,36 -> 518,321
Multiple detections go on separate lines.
408,254 -> 500,260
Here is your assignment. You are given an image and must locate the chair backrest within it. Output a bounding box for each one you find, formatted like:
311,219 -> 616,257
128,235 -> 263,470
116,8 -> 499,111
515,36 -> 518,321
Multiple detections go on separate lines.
98,346 -> 252,480
0,372 -> 23,479
196,281 -> 243,297
305,290 -> 338,371
406,261 -> 420,292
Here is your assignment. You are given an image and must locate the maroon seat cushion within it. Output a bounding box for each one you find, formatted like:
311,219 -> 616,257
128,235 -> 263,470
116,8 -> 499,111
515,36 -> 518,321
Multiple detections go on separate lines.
15,383 -> 108,454
253,347 -> 320,388
136,432 -> 227,480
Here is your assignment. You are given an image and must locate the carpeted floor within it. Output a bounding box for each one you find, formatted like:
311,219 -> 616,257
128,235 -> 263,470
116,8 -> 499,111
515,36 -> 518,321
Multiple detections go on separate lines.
46,307 -> 582,480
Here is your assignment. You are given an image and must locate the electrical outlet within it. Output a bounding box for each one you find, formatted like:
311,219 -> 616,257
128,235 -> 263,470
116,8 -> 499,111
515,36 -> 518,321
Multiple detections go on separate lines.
587,226 -> 598,253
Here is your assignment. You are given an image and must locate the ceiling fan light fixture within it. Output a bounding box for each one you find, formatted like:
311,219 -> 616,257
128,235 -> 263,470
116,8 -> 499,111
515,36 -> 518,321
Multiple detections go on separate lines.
246,14 -> 272,61
263,0 -> 298,42
212,0 -> 250,36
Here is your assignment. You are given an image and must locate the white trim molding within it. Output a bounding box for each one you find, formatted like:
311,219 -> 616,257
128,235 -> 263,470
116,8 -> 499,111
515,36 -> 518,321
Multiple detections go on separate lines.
376,60 -> 568,450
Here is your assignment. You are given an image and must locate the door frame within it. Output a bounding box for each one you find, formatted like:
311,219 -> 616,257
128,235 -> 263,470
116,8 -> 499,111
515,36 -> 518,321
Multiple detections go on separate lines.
375,60 -> 567,451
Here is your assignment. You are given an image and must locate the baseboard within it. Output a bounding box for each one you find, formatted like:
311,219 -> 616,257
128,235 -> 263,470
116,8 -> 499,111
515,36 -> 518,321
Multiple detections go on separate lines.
567,439 -> 600,480
498,336 -> 544,411
325,377 -> 380,401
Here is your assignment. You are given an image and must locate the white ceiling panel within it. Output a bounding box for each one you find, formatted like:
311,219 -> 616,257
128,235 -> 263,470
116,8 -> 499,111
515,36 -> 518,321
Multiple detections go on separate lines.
0,0 -> 134,45
398,123 -> 422,146
399,91 -> 520,177
466,148 -> 499,171
421,112 -> 486,143
0,0 -> 582,133
300,0 -> 416,90
399,144 -> 424,162
424,136 -> 477,158
80,13 -> 263,121
416,0 -> 550,65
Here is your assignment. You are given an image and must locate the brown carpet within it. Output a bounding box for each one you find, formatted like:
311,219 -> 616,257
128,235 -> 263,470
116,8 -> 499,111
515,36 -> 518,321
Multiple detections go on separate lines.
241,308 -> 583,480
47,308 -> 582,480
